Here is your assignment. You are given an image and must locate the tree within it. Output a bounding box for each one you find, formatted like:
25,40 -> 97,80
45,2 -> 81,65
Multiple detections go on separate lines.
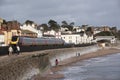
116,30 -> 120,40
86,27 -> 93,36
68,22 -> 74,31
61,21 -> 68,28
67,25 -> 73,31
25,20 -> 34,26
69,22 -> 74,26
48,20 -> 60,32
3,20 -> 7,24
95,31 -> 113,36
1,19 -> 7,30
40,24 -> 49,32
110,27 -> 117,36
81,25 -> 88,30
61,21 -> 74,31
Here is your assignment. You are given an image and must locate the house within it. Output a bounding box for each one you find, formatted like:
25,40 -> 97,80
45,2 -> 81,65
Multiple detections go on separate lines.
93,26 -> 111,35
93,27 -> 102,34
0,18 -> 5,46
20,23 -> 42,37
73,26 -> 81,32
95,36 -> 116,43
43,30 -> 61,38
0,20 -> 21,46
60,27 -> 69,32
101,26 -> 110,31
0,31 -> 5,46
0,19 -> 41,46
44,27 -> 94,45
0,18 -> 3,30
21,30 -> 37,37
61,32 -> 93,45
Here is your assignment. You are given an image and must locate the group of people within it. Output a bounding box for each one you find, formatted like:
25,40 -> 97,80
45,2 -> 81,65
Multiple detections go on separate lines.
8,44 -> 20,55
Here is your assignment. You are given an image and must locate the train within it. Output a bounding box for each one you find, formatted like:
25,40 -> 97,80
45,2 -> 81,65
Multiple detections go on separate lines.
0,36 -> 95,55
10,36 -> 65,46
9,36 -> 68,53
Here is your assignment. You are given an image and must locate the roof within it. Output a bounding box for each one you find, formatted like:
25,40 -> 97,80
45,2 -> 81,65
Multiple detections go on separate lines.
0,31 -> 4,35
96,36 -> 115,38
21,30 -> 37,34
43,34 -> 55,37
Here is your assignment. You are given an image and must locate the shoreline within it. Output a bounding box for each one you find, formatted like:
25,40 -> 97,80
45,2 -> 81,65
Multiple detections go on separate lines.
36,47 -> 120,80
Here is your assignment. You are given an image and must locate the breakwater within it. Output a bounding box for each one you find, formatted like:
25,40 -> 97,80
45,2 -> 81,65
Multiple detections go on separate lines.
0,45 -> 100,80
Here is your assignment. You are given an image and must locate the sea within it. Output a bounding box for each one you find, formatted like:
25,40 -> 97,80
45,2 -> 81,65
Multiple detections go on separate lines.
58,53 -> 120,80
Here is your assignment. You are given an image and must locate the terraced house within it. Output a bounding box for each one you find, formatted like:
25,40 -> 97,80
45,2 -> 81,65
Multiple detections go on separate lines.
0,18 -> 38,46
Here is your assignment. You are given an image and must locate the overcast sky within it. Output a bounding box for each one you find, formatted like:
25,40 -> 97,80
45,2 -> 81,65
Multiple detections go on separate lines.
0,0 -> 120,28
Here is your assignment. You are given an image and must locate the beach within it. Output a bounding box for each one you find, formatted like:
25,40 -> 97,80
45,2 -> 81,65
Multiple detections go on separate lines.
34,47 -> 120,80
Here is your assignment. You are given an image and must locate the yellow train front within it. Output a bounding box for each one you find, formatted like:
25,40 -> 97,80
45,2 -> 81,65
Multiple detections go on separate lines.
9,36 -> 19,53
10,36 -> 19,45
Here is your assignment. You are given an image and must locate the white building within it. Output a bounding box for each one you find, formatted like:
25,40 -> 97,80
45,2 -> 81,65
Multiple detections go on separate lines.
93,27 -> 101,34
0,34 -> 5,46
60,27 -> 69,32
43,30 -> 61,38
43,29 -> 94,45
73,26 -> 82,32
61,33 -> 93,45
20,24 -> 42,37
95,36 -> 116,43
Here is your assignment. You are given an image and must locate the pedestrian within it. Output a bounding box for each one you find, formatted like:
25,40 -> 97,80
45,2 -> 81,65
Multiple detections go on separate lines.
12,44 -> 16,54
55,59 -> 58,66
78,53 -> 80,56
16,45 -> 20,55
8,45 -> 13,56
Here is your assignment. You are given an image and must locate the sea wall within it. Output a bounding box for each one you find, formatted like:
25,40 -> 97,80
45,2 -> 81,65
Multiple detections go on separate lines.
0,45 -> 100,80
49,45 -> 100,66
0,53 -> 50,80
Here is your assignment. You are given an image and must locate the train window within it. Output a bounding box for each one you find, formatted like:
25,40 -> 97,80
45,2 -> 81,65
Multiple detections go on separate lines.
12,36 -> 18,41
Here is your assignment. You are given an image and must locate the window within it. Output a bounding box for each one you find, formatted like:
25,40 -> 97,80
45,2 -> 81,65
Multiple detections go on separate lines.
12,32 -> 16,36
11,36 -> 18,41
69,40 -> 72,43
69,36 -> 72,39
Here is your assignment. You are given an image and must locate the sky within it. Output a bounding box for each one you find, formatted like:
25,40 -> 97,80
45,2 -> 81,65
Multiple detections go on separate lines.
0,0 -> 120,29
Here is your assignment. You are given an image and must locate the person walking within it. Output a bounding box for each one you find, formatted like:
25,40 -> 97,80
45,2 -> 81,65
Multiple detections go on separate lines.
55,59 -> 58,66
78,53 -> 80,56
8,45 -> 13,56
16,45 -> 20,55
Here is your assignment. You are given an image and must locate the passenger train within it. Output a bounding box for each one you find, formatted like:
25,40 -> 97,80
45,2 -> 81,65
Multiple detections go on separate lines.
10,36 -> 65,46
9,36 -> 66,53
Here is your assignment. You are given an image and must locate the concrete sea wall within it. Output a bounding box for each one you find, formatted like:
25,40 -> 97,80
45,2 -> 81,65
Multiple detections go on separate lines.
0,53 -> 50,80
0,45 -> 100,80
49,45 -> 100,66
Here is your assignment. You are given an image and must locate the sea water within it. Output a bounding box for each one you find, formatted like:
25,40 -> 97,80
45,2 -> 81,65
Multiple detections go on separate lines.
58,53 -> 120,80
